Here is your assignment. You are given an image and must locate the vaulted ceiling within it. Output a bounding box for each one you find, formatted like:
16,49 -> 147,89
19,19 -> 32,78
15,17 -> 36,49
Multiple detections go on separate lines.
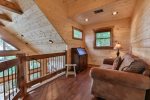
0,0 -> 137,54
0,0 -> 66,54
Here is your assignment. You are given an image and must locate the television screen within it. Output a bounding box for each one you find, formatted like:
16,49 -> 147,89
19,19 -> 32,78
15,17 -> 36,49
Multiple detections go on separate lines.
77,48 -> 86,55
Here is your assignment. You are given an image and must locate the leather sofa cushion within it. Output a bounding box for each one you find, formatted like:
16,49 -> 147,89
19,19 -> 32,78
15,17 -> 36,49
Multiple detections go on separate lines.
123,60 -> 147,74
119,54 -> 134,71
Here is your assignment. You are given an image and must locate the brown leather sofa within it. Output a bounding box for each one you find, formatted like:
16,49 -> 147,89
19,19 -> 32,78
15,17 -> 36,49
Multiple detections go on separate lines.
90,54 -> 150,100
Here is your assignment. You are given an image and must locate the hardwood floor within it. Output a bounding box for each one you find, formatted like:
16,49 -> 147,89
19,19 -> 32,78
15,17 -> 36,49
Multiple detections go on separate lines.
25,68 -> 100,100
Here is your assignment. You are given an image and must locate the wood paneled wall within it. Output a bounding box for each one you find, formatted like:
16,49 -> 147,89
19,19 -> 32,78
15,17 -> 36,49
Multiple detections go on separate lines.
84,18 -> 131,66
131,0 -> 150,65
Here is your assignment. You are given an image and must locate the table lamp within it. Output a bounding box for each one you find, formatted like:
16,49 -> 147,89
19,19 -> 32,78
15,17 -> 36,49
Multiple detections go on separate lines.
114,42 -> 121,57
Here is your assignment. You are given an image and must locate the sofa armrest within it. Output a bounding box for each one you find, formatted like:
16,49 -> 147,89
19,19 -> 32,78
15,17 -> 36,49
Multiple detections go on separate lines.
103,58 -> 114,65
91,68 -> 150,90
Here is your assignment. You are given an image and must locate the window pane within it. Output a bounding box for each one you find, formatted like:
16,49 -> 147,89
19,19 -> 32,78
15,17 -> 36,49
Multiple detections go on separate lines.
0,39 -> 17,50
5,42 -> 17,50
73,29 -> 82,39
30,60 -> 40,69
0,39 -> 3,50
96,32 -> 110,38
30,72 -> 40,80
96,39 -> 111,47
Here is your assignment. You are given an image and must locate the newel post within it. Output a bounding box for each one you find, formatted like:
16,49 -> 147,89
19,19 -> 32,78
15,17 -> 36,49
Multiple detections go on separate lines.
16,53 -> 27,98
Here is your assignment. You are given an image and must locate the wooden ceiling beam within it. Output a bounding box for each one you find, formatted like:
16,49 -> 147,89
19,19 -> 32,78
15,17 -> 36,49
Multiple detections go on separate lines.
0,13 -> 12,22
0,0 -> 23,14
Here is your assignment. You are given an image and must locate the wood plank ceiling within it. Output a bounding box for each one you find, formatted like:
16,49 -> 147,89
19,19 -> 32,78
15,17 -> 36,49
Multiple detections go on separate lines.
63,0 -> 137,25
0,0 -> 66,54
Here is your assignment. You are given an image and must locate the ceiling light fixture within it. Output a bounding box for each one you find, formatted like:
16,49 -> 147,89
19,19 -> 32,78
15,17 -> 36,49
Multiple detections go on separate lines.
112,11 -> 118,15
85,18 -> 89,22
49,40 -> 53,44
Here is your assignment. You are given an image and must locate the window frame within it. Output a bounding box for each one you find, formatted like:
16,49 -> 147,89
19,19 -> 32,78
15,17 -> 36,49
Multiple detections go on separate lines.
72,26 -> 83,40
94,28 -> 113,49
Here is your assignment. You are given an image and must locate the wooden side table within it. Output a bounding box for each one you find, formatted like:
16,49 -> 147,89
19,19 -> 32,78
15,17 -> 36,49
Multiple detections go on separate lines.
65,64 -> 76,77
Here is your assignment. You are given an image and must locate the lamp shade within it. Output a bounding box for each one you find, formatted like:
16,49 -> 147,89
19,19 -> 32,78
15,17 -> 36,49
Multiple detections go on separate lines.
114,43 -> 121,50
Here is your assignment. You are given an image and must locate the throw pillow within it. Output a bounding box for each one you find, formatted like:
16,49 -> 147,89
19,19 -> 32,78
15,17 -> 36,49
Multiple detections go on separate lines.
119,54 -> 134,71
123,60 -> 146,74
112,56 -> 122,70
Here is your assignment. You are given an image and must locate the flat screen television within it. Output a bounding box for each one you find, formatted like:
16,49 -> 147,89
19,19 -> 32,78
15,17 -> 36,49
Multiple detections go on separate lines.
77,48 -> 87,55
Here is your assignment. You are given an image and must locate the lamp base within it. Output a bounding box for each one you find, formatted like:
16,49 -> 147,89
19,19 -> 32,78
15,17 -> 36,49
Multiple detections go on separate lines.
117,49 -> 120,57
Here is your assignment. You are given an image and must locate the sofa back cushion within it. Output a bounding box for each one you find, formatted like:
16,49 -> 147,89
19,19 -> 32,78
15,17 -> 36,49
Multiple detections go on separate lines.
119,54 -> 134,71
112,56 -> 122,70
123,60 -> 147,74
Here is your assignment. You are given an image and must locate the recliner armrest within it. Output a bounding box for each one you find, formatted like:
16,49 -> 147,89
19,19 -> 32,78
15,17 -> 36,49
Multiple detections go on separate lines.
91,68 -> 150,90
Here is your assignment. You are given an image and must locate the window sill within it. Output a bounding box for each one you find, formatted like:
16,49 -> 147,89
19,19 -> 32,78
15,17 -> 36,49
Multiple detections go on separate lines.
94,46 -> 113,49
72,37 -> 83,40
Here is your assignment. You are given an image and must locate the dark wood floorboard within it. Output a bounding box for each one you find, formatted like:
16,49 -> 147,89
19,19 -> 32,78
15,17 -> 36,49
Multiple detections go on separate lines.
25,69 -> 100,100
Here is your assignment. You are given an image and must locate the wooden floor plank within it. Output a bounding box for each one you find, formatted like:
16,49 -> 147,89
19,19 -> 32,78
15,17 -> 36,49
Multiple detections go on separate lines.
25,69 -> 100,100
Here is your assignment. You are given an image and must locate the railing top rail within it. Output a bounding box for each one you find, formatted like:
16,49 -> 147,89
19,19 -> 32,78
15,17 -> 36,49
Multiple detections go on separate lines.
25,52 -> 66,61
0,59 -> 19,72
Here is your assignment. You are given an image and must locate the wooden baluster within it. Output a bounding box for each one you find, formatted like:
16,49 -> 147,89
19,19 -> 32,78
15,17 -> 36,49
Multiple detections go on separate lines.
3,70 -> 6,100
8,68 -> 10,100
63,56 -> 65,69
42,59 -> 44,76
61,56 -> 62,69
53,57 -> 55,72
28,61 -> 30,81
36,60 -> 38,79
11,67 -> 14,96
46,58 -> 48,74
58,57 -> 59,70
50,58 -> 52,73
40,59 -> 42,78
59,56 -> 61,69
15,66 -> 17,93
59,56 -> 60,70
61,56 -> 63,69
55,57 -> 56,71
60,56 -> 61,69
47,58 -> 51,74
33,60 -> 35,80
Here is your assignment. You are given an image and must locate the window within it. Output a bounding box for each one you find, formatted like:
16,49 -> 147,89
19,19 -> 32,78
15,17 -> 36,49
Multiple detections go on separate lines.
72,27 -> 83,40
95,28 -> 113,49
0,39 -> 18,51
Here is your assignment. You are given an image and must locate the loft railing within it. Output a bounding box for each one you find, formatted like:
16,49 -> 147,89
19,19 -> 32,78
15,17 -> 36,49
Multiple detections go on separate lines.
0,51 -> 67,100
0,58 -> 25,100
25,52 -> 67,87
